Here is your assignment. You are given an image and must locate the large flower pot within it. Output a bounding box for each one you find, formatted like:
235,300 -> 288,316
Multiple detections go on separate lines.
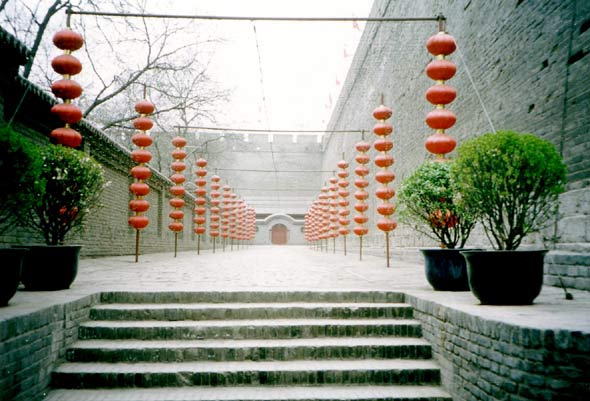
0,247 -> 27,306
420,248 -> 471,291
20,245 -> 81,291
461,249 -> 547,305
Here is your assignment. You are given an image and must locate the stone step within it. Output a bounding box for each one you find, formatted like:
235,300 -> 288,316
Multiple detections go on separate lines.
52,359 -> 442,389
43,385 -> 453,401
78,319 -> 423,340
100,291 -> 406,305
89,302 -> 414,321
66,337 -> 432,362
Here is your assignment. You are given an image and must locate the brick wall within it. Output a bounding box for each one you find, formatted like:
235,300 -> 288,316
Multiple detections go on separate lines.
323,0 -> 590,290
407,294 -> 590,401
0,294 -> 99,401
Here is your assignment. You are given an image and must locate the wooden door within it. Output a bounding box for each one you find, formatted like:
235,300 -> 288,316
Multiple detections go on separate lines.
271,224 -> 288,245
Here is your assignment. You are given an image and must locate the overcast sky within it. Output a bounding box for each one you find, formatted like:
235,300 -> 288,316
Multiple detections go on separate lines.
146,0 -> 374,133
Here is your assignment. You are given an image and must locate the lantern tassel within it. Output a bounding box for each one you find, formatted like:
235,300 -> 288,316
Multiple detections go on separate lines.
197,235 -> 201,255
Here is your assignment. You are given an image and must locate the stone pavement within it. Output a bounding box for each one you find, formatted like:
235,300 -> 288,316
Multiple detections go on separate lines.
2,245 -> 590,333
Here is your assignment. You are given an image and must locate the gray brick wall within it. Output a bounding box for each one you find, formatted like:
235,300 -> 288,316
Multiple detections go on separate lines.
0,295 -> 100,401
407,294 -> 590,401
323,0 -> 590,290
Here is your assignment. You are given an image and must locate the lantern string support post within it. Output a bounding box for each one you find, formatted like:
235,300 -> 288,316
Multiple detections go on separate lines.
359,236 -> 363,261
174,232 -> 178,258
66,8 -> 444,23
386,231 -> 390,268
135,230 -> 140,263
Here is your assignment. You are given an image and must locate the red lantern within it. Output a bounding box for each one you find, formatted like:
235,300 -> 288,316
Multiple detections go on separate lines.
426,32 -> 457,56
425,30 -> 458,159
53,29 -> 84,51
169,210 -> 184,220
171,173 -> 186,184
170,198 -> 185,208
129,215 -> 149,230
51,79 -> 82,100
131,166 -> 151,180
425,109 -> 457,130
425,132 -> 457,155
135,100 -> 155,115
130,182 -> 150,196
373,101 -> 397,268
425,85 -> 456,105
129,199 -> 150,213
50,103 -> 82,124
132,133 -> 153,147
133,117 -> 154,131
51,54 -> 82,75
426,59 -> 457,81
131,149 -> 152,164
50,127 -> 81,148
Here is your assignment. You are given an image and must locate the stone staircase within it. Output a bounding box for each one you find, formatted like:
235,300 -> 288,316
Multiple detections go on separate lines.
44,291 -> 452,401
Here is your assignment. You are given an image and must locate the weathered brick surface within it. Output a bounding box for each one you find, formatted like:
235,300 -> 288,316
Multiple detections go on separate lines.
406,294 -> 590,401
0,295 -> 99,401
324,0 -> 590,290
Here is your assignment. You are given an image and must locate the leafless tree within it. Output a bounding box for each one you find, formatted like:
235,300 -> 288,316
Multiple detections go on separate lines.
1,0 -> 228,173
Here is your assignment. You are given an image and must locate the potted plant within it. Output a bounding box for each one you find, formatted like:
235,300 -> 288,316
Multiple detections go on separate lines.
19,143 -> 106,291
0,125 -> 44,304
398,160 -> 476,291
452,130 -> 567,304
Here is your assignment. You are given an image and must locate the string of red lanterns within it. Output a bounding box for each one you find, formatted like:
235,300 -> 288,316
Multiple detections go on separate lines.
425,28 -> 458,158
168,136 -> 187,257
353,136 -> 370,260
336,157 -> 350,255
319,186 -> 330,251
229,192 -> 238,250
50,27 -> 84,148
328,176 -> 339,253
373,101 -> 397,268
128,97 -> 155,262
209,174 -> 221,253
221,184 -> 232,251
193,158 -> 207,255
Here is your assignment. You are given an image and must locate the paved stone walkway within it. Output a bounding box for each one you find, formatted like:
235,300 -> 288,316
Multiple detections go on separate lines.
3,245 -> 590,333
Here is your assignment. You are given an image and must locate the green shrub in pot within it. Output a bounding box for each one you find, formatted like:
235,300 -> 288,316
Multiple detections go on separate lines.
451,130 -> 567,304
398,160 -> 476,291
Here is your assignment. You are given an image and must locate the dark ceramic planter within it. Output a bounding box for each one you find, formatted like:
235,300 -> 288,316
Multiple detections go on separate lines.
420,248 -> 471,291
461,249 -> 547,305
20,245 -> 81,291
0,247 -> 27,306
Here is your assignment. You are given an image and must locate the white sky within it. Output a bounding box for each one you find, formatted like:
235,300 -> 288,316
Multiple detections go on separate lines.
143,0 -> 374,132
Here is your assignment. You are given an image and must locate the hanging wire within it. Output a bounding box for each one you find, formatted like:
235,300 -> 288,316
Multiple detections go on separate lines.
456,46 -> 496,134
174,126 -> 365,134
251,20 -> 281,202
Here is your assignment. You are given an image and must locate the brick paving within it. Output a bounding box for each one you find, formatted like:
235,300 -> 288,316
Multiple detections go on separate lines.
4,245 -> 590,332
